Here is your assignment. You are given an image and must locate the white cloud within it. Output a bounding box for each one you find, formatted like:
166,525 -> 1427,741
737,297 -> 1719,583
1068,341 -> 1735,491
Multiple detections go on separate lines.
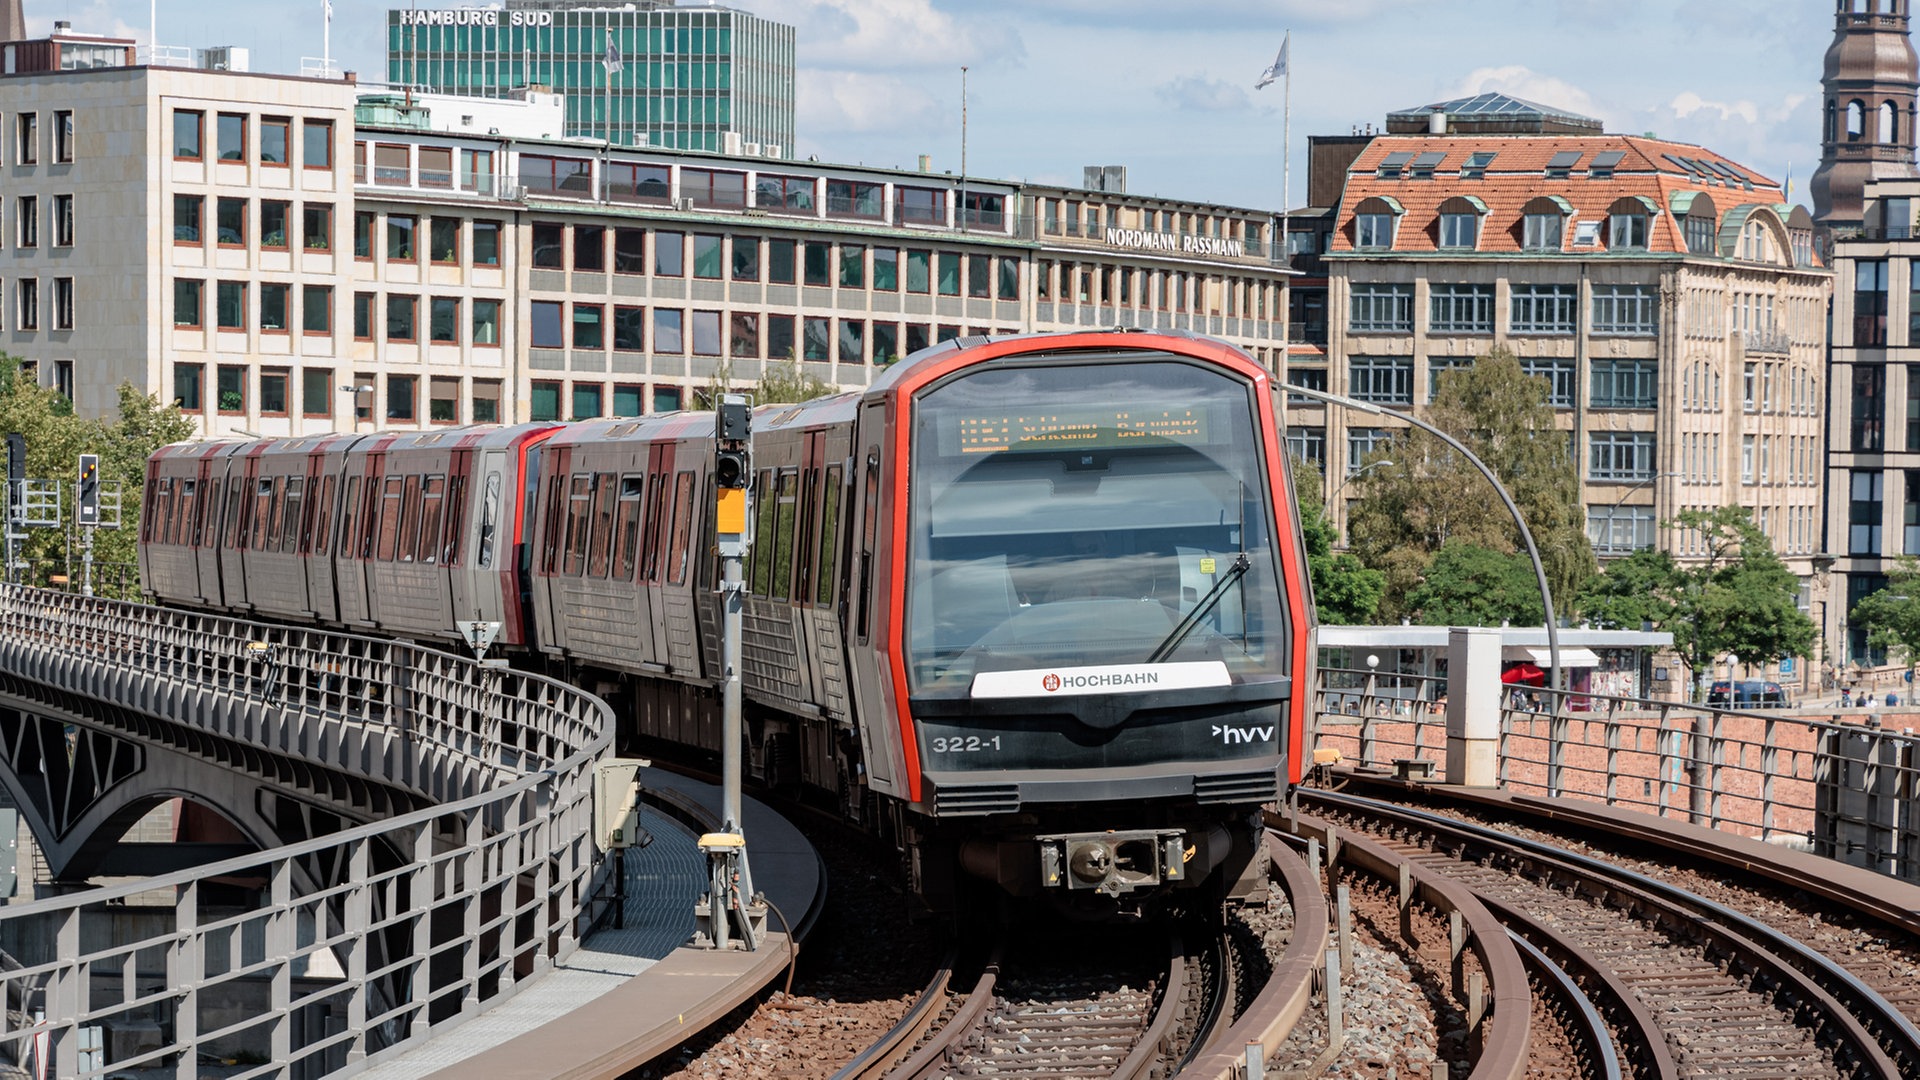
1156,76 -> 1252,113
1444,65 -> 1607,125
27,2 -> 143,42
781,0 -> 1021,71
1670,91 -> 1759,126
798,70 -> 942,138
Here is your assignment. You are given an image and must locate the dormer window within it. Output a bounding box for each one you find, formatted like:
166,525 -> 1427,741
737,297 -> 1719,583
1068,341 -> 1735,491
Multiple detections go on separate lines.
1519,196 -> 1572,251
1544,150 -> 1581,179
1459,151 -> 1495,179
1436,196 -> 1486,250
1353,196 -> 1404,250
1587,150 -> 1624,179
1376,151 -> 1412,179
1606,196 -> 1655,250
1409,151 -> 1445,180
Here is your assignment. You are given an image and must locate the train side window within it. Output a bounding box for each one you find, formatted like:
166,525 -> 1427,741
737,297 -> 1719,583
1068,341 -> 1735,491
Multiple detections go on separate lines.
396,475 -> 423,563
281,476 -> 305,554
478,472 -> 501,569
337,476 -> 360,558
178,479 -> 199,546
441,474 -> 465,566
816,464 -> 842,606
253,478 -> 277,551
641,468 -> 670,582
418,475 -> 445,564
749,468 -> 777,596
540,480 -> 564,574
856,450 -> 879,641
227,477 -> 247,550
143,478 -> 164,542
196,479 -> 217,547
587,472 -> 616,577
564,473 -> 592,575
312,475 -> 335,556
375,476 -> 404,561
617,475 -> 645,580
794,467 -> 816,603
667,471 -> 695,586
771,468 -> 798,601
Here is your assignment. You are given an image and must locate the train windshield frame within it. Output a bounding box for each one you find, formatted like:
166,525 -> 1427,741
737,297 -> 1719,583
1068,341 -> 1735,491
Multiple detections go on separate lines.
904,352 -> 1290,697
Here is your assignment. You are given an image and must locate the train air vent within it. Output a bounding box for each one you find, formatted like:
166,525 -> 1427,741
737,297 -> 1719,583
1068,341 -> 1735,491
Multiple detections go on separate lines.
1194,771 -> 1278,804
934,784 -> 1021,816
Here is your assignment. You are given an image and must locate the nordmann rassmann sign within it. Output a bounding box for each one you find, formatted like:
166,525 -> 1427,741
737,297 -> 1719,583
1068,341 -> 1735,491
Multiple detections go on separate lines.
1103,227 -> 1245,259
398,8 -> 556,26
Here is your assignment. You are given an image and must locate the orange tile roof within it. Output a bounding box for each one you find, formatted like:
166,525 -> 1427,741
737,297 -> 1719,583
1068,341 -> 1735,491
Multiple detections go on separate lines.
1328,134 -> 1789,256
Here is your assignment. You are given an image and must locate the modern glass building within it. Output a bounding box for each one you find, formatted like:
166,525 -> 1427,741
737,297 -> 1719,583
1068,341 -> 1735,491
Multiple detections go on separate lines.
386,1 -> 794,154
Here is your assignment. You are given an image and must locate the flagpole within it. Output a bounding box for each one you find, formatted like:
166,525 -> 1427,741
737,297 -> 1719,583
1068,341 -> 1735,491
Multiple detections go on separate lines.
324,0 -> 331,71
1281,30 -> 1291,288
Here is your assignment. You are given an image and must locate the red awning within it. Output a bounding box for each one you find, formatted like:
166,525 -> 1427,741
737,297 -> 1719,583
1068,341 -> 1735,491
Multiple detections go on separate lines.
1501,661 -> 1546,686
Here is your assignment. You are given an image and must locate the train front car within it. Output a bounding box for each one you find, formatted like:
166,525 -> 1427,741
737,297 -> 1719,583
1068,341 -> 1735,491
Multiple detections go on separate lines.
881,331 -> 1312,917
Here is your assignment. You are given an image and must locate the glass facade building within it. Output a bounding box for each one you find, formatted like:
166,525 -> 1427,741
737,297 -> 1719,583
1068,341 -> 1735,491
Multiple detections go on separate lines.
386,1 -> 794,154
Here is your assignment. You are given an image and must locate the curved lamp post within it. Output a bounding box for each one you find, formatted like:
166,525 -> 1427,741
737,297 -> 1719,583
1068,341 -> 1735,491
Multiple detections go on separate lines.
1283,382 -> 1561,692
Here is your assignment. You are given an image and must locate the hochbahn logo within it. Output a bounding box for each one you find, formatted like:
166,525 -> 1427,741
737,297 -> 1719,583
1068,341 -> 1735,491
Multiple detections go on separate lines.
1042,670 -> 1161,691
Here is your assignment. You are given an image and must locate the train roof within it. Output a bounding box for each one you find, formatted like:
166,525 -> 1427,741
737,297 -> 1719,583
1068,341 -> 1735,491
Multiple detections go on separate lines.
865,329 -> 1258,396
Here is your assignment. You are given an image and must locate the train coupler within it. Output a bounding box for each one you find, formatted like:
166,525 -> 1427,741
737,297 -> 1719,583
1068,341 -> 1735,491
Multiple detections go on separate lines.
1035,829 -> 1192,896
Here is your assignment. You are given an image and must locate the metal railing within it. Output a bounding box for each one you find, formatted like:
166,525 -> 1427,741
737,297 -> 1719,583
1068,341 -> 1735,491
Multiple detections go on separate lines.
1308,665 -> 1910,850
0,585 -> 614,1078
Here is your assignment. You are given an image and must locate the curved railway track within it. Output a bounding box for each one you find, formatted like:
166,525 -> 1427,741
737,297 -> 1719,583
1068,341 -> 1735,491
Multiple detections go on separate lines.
1293,787 -> 1920,1079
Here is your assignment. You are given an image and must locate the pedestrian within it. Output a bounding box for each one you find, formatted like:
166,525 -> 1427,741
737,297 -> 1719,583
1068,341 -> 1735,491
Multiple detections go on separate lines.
1865,691 -> 1877,708
1842,686 -> 1854,708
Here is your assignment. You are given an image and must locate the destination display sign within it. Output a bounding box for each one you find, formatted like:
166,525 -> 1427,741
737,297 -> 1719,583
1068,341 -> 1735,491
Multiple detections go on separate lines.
970,661 -> 1232,699
952,406 -> 1212,455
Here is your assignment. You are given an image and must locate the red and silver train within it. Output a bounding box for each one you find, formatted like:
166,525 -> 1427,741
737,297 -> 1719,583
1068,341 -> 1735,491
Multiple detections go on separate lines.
140,330 -> 1316,915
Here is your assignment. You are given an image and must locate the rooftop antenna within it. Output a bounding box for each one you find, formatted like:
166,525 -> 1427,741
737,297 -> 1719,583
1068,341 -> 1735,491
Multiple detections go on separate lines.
960,65 -> 969,233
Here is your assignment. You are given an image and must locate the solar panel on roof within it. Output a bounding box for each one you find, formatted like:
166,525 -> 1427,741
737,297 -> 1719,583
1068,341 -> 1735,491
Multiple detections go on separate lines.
1705,160 -> 1744,180
1547,151 -> 1582,168
1661,153 -> 1693,173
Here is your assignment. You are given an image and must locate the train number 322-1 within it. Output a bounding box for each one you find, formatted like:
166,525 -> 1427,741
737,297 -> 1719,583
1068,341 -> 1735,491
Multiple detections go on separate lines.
931,735 -> 1003,753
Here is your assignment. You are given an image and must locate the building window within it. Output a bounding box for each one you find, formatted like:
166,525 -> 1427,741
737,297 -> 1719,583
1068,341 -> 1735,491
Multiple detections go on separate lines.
430,218 -> 460,265
260,283 -> 289,332
756,174 -> 816,211
1588,505 -> 1656,555
372,143 -> 410,186
1607,209 -> 1648,249
1426,357 -> 1472,400
1522,213 -> 1562,251
692,233 -> 723,279
353,211 -> 373,259
962,191 -> 1005,229
1354,212 -> 1394,250
419,146 -> 453,188
303,203 -> 332,251
217,364 -> 245,412
612,384 -> 643,417
173,279 -> 203,327
897,186 -> 944,224
575,225 -> 605,272
839,318 -> 865,364
937,252 -> 961,296
731,312 -> 760,358
1349,357 -> 1413,404
652,386 -> 682,414
999,258 -> 1020,300
905,249 -> 930,292
572,383 -> 603,420
613,306 -> 645,351
174,195 -> 201,244
386,214 -> 416,261
216,282 -> 244,330
1590,284 -> 1657,335
529,381 -> 562,422
473,220 -> 502,266
574,303 -> 604,350
530,222 -> 564,269
259,369 -> 289,415
802,242 -> 830,286
472,299 -> 501,346
1519,358 -> 1576,407
1286,426 -> 1327,467
472,380 -> 501,423
303,285 -> 331,335
14,279 -> 37,330
1852,470 -> 1885,555
768,238 -> 796,284
655,308 -> 684,353
1684,214 -> 1716,254
692,310 -> 722,356
260,200 -> 289,249
825,179 -> 883,217
260,117 -> 289,165
1349,284 -> 1412,332
173,110 -> 202,160
1590,359 -> 1657,408
1437,212 -> 1477,249
353,292 -> 373,339
430,297 -> 459,343
52,110 -> 71,163
872,322 -> 898,364
386,295 -> 417,343
216,113 -> 245,162
531,300 -> 564,349
1907,471 -> 1920,553
303,368 -> 332,417
966,253 -> 989,298
174,364 -> 204,411
429,377 -> 460,424
1909,364 -> 1920,451
1428,284 -> 1492,334
605,162 -> 669,203
681,167 -> 747,209
303,119 -> 332,169
1510,284 -> 1577,334
1347,428 -> 1393,474
803,317 -> 830,360
51,278 -> 73,330
215,197 -> 244,246
842,245 -> 868,289
52,195 -> 72,247
387,375 -> 416,422
15,196 -> 36,248
1856,259 -> 1889,346
1853,363 -> 1886,451
1588,432 -> 1656,481
733,237 -> 760,281
654,231 -> 684,276
14,113 -> 36,164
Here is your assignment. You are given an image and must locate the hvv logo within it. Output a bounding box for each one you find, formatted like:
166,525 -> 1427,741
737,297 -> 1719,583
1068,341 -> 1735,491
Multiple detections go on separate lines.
1212,724 -> 1275,744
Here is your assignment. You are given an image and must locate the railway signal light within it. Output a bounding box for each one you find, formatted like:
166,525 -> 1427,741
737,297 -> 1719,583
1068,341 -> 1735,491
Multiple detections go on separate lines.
715,396 -> 751,491
77,453 -> 99,526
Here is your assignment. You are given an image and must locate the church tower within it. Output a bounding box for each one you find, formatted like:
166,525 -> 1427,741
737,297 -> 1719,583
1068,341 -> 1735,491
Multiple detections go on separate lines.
1813,0 -> 1920,228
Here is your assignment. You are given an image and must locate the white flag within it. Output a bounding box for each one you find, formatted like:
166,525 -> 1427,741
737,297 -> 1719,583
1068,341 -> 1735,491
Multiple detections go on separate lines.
324,0 -> 333,25
602,29 -> 623,75
1255,33 -> 1289,90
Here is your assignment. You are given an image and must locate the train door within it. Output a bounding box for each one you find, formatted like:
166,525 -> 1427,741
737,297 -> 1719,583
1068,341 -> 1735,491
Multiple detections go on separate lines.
791,430 -> 828,710
636,442 -> 672,666
530,443 -> 571,655
191,452 -> 224,606
304,452 -> 342,625
337,449 -> 381,627
844,400 -> 899,796
217,453 -> 256,612
444,447 -> 478,638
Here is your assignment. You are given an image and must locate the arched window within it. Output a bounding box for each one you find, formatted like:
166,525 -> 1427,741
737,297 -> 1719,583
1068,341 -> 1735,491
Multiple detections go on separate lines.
1849,99 -> 1867,141
1352,196 -> 1402,250
1826,100 -> 1838,143
1606,196 -> 1652,250
1518,195 -> 1567,250
1882,100 -> 1898,144
1435,196 -> 1484,250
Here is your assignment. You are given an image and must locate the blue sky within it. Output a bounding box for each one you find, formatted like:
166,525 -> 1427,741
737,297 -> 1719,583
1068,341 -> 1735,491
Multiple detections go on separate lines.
42,0 -> 1836,211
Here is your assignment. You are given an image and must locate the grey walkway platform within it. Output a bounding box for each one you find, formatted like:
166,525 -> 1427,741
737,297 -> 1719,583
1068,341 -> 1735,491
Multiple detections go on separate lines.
353,769 -> 821,1080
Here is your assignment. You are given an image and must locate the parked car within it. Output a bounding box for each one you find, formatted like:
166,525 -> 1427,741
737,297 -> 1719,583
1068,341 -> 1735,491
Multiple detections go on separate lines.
1707,679 -> 1790,708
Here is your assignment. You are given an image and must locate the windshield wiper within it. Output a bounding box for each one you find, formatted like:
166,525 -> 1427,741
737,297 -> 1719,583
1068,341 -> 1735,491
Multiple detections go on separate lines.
1147,553 -> 1249,664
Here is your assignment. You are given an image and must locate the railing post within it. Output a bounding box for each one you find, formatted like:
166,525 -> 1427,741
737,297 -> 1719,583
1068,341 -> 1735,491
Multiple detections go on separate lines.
1445,627 -> 1503,787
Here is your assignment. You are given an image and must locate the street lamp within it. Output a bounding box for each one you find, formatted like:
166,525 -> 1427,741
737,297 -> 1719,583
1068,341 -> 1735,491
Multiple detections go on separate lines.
341,384 -> 374,432
1331,458 -> 1394,502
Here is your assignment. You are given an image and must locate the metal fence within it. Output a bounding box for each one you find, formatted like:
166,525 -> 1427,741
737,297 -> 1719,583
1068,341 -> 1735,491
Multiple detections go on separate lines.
0,585 -> 614,1079
1309,664 -> 1919,853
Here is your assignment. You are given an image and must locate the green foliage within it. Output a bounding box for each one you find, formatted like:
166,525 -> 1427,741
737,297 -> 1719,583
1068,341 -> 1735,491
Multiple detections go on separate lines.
1577,506 -> 1814,698
1848,556 -> 1920,669
0,353 -> 194,598
1345,346 -> 1594,622
1290,456 -> 1383,624
1404,541 -> 1544,626
694,358 -> 838,410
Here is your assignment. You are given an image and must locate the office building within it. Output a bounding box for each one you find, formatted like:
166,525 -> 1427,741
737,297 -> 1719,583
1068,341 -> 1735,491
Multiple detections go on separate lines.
386,0 -> 795,155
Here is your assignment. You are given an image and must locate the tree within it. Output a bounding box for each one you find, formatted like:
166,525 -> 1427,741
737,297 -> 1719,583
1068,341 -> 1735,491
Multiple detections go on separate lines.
1346,347 -> 1594,622
1404,541 -> 1543,626
1848,556 -> 1920,671
694,358 -> 838,409
1291,456 -> 1384,624
0,354 -> 193,598
1577,506 -> 1814,699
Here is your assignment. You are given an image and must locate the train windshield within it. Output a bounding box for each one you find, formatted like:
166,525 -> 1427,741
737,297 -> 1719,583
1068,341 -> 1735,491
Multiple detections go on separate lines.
906,355 -> 1290,696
